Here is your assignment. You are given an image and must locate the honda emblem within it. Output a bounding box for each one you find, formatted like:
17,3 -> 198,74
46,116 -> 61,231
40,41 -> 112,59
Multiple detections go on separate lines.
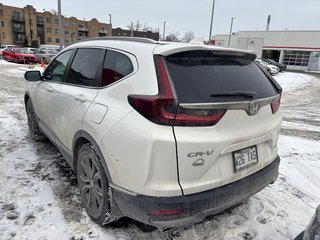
249,101 -> 260,115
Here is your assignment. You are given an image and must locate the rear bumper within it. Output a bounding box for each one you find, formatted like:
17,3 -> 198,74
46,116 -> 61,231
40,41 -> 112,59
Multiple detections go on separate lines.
110,156 -> 280,229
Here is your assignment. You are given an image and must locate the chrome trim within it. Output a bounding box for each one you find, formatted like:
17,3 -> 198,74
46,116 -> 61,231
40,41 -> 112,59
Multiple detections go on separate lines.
179,95 -> 279,116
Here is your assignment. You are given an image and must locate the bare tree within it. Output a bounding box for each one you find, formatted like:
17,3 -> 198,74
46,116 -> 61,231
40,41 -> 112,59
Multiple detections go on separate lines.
142,22 -> 151,32
126,20 -> 142,31
127,22 -> 135,31
165,32 -> 180,42
50,9 -> 58,15
183,31 -> 195,43
135,20 -> 142,31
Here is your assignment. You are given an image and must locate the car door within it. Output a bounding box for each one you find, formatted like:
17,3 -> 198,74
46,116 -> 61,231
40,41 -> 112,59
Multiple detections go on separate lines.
50,48 -> 106,151
4,48 -> 14,61
33,50 -> 74,134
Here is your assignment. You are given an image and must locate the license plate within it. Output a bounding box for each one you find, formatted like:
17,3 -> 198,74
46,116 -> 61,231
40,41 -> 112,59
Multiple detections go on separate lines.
233,146 -> 258,172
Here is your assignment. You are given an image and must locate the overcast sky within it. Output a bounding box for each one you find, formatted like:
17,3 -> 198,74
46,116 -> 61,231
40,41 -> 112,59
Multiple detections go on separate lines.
1,0 -> 320,39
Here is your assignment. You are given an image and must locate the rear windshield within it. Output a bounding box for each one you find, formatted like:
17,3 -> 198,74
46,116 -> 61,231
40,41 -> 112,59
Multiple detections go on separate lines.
165,50 -> 279,103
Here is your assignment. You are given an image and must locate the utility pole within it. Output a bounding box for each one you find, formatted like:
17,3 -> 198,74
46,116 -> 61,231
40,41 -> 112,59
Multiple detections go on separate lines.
28,10 -> 33,47
163,21 -> 167,40
208,0 -> 216,43
228,17 -> 235,47
266,15 -> 271,31
107,14 -> 112,36
58,0 -> 63,50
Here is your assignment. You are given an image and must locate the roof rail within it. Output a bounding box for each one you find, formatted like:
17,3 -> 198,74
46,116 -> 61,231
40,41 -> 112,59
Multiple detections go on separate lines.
74,36 -> 159,45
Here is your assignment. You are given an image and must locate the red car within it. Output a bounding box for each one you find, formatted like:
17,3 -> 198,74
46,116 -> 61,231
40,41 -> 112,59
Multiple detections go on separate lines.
2,47 -> 36,63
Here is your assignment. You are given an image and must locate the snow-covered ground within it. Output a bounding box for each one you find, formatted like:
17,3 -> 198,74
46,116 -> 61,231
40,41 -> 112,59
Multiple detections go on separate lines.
0,60 -> 319,240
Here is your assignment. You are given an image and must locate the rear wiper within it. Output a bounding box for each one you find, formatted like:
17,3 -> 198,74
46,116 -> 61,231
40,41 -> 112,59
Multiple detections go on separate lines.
210,91 -> 257,99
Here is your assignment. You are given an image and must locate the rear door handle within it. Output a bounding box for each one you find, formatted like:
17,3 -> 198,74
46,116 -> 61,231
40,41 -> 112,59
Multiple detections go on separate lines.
74,95 -> 87,102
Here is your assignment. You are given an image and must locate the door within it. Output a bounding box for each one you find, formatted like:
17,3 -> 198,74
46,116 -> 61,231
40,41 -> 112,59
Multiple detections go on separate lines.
50,48 -> 106,151
163,50 -> 282,195
34,50 -> 74,133
308,52 -> 320,71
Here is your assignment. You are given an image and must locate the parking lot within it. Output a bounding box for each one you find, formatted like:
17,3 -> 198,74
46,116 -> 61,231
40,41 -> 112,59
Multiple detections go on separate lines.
0,60 -> 319,240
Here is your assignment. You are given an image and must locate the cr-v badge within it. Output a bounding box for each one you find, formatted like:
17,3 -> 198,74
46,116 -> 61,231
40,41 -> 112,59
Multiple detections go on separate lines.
188,150 -> 214,167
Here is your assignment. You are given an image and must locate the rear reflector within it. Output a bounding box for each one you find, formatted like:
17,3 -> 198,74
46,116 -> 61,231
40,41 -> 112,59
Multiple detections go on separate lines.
149,208 -> 183,216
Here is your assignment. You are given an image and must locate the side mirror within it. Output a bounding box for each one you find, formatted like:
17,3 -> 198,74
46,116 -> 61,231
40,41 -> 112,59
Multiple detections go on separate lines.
24,70 -> 41,81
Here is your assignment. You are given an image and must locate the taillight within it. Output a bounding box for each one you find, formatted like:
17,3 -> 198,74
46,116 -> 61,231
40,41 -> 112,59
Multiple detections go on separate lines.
174,106 -> 225,126
271,94 -> 281,113
127,56 -> 176,126
128,55 -> 226,126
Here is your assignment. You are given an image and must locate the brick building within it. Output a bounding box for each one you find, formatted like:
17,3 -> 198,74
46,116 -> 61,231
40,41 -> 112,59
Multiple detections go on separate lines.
0,3 -> 111,47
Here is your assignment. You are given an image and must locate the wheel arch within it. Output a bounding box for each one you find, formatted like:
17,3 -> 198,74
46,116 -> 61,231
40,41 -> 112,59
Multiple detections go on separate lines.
24,92 -> 32,112
73,130 -> 113,184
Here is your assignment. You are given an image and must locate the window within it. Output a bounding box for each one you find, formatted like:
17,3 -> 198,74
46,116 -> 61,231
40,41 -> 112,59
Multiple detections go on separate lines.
2,32 -> 6,38
0,9 -> 3,16
36,16 -> 43,24
13,23 -> 23,30
46,18 -> 51,23
65,31 -> 69,35
101,50 -> 134,87
47,37 -> 52,43
66,48 -> 105,87
1,21 -> 4,27
55,29 -> 59,34
283,50 -> 311,66
47,28 -> 51,33
13,33 -> 23,42
37,26 -> 44,32
43,50 -> 73,82
64,22 -> 69,27
12,12 -> 21,20
55,38 -> 60,43
165,50 -> 278,103
55,19 -> 59,24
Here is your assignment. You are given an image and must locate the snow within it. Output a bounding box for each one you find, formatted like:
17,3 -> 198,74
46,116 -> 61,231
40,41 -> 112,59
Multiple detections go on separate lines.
0,59 -> 320,240
274,71 -> 314,92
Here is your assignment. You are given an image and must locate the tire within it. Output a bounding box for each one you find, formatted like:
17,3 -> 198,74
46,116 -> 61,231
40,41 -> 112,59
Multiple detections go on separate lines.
77,143 -> 112,225
26,100 -> 45,141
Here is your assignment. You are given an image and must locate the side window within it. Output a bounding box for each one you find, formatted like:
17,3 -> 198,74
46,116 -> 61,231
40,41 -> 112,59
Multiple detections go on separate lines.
101,50 -> 134,87
65,48 -> 105,87
43,50 -> 73,82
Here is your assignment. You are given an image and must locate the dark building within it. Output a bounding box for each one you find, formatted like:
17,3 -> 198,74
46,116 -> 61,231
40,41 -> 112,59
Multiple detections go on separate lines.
112,28 -> 159,41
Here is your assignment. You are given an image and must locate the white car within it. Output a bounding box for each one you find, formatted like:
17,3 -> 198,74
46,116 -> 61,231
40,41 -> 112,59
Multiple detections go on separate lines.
24,37 -> 282,229
255,58 -> 280,75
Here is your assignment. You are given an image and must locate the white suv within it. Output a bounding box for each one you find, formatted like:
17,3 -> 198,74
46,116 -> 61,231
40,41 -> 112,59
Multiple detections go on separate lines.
24,37 -> 282,229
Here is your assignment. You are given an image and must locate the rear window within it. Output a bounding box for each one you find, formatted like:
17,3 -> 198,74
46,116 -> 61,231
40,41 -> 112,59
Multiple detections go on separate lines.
165,50 -> 278,103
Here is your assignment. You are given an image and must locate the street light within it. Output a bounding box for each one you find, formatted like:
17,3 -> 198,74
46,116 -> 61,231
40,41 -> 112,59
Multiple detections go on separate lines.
57,0 -> 63,50
228,17 -> 235,47
208,0 -> 216,43
107,13 -> 112,36
163,21 -> 168,41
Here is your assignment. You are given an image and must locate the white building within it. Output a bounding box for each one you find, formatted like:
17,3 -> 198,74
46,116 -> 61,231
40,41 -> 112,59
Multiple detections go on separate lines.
212,31 -> 320,71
